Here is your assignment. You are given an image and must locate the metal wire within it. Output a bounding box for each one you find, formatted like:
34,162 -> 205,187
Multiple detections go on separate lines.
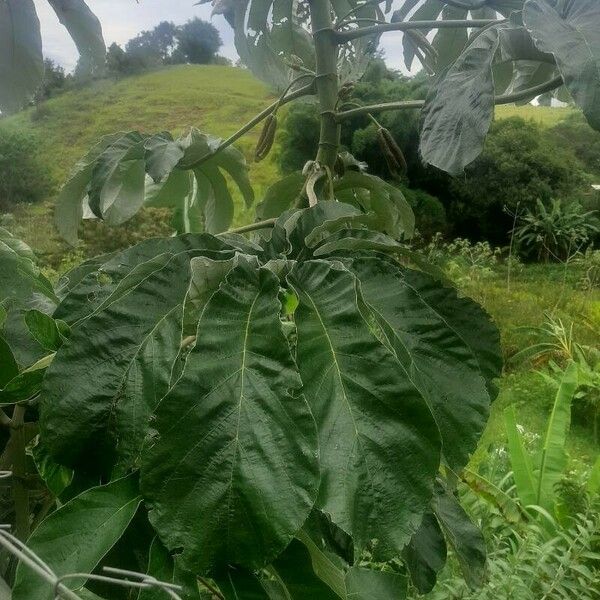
0,525 -> 183,600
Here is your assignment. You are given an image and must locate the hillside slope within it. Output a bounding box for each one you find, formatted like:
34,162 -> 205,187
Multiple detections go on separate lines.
2,65 -> 578,259
4,65 -> 281,257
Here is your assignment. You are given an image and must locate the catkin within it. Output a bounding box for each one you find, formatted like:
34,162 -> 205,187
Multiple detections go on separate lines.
255,114 -> 278,162
378,127 -> 407,177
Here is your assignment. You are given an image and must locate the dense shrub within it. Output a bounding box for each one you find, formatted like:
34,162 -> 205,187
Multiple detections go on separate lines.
0,127 -> 52,209
401,186 -> 446,238
448,117 -> 589,245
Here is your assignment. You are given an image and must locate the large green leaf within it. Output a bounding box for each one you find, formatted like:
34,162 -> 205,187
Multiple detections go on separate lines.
420,23 -> 506,175
333,172 -> 415,240
54,133 -> 124,245
47,0 -> 105,77
12,473 -> 141,600
0,0 -> 43,113
404,511 -> 446,594
54,234 -> 237,324
141,262 -> 319,573
40,252 -> 194,473
214,567 -> 270,600
269,539 -> 341,599
432,481 -> 486,589
523,0 -> 600,130
288,260 -> 440,559
432,5 -> 469,71
256,172 -> 305,220
351,256 -> 491,471
0,336 -> 18,387
138,537 -> 201,600
88,131 -> 147,225
345,568 -> 407,600
535,361 -> 578,511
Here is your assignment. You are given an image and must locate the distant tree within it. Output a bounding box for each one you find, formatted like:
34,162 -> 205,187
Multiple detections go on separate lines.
33,59 -> 66,103
175,18 -> 222,64
127,21 -> 178,65
106,42 -> 129,76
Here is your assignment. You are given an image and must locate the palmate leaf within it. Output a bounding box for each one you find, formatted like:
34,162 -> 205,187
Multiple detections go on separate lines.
228,0 -> 378,92
351,255 -> 492,471
0,0 -> 43,113
141,261 -> 319,574
12,473 -> 141,600
420,23 -> 507,175
55,129 -> 253,243
523,0 -> 600,131
288,260 -> 441,560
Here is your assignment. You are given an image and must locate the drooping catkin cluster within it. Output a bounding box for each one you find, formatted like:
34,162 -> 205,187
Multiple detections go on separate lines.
377,126 -> 407,178
255,113 -> 278,162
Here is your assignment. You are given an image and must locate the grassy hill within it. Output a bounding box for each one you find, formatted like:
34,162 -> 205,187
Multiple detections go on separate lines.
3,65 -> 281,259
1,64 -> 580,261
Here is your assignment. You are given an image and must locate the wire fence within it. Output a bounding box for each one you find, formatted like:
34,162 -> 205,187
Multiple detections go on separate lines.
0,525 -> 183,599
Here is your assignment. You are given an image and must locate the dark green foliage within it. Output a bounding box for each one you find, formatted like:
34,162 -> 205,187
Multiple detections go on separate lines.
175,18 -> 222,65
401,186 -> 447,238
33,59 -> 67,103
449,117 -> 589,244
277,102 -> 320,174
0,126 -> 53,209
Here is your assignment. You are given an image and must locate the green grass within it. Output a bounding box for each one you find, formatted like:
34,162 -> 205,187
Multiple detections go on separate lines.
460,263 -> 600,469
494,104 -> 576,128
3,65 -> 281,257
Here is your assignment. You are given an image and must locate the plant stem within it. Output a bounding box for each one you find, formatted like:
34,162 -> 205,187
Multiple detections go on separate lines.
309,0 -> 341,173
336,18 -> 498,43
10,406 -> 29,541
335,75 -> 564,120
219,218 -> 277,236
186,82 -> 315,170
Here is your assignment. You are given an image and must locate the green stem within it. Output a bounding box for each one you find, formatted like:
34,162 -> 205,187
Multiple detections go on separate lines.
10,406 -> 29,541
335,75 -> 564,120
336,18 -> 499,43
186,81 -> 315,170
219,218 -> 277,235
309,0 -> 341,173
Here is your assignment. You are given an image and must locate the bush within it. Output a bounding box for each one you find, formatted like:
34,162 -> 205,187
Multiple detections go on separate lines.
401,186 -> 446,238
277,102 -> 320,173
448,118 -> 589,245
0,127 -> 52,209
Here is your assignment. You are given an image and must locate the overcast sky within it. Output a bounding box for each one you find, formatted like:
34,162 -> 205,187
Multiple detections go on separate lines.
33,0 -> 406,71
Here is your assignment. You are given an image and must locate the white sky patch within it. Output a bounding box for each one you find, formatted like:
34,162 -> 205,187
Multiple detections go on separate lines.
34,0 -> 409,72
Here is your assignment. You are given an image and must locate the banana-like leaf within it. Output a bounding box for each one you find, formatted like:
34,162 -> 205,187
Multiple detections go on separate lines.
47,0 -> 105,77
351,255 -> 493,471
535,361 -> 578,511
12,473 -> 141,600
0,336 -> 18,387
141,262 -> 319,573
504,405 -> 537,507
524,0 -> 600,130
420,23 -> 507,175
0,0 -> 43,113
288,260 -> 441,560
